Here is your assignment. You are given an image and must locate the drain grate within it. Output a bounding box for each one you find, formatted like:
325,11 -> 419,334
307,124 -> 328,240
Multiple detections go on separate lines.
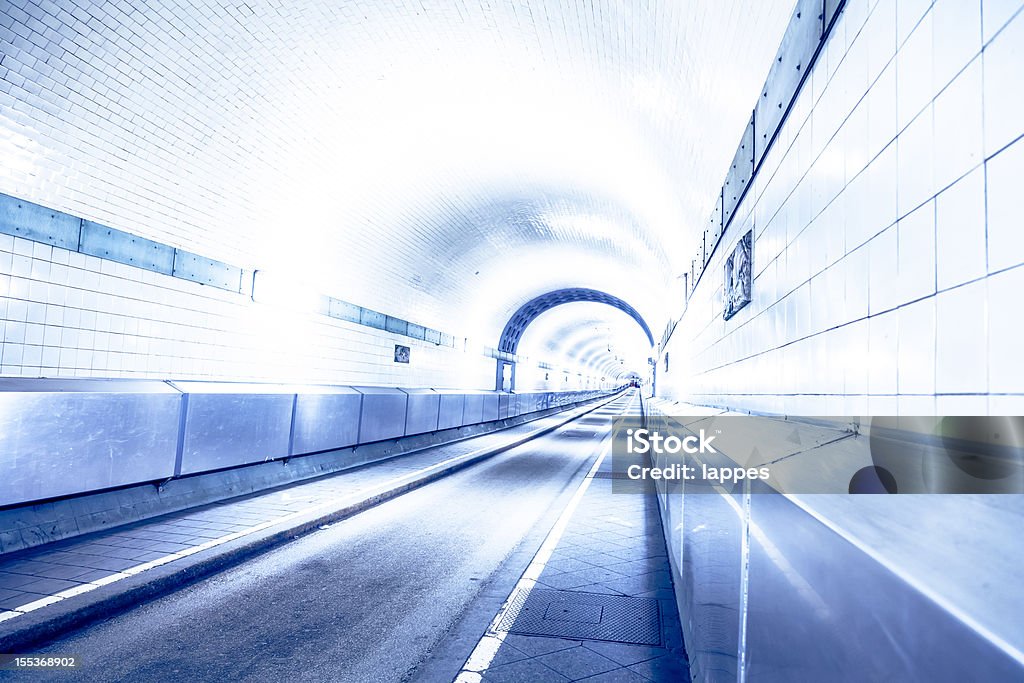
560,429 -> 595,438
497,589 -> 661,645
591,471 -> 634,479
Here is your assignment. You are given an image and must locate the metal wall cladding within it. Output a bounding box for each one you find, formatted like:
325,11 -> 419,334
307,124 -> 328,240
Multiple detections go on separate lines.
518,392 -> 542,414
498,392 -> 511,419
462,392 -> 486,426
436,391 -> 467,430
481,392 -> 500,422
753,0 -> 823,170
744,493 -> 1024,682
78,221 -> 174,274
722,116 -> 755,230
0,379 -> 181,507
174,383 -> 294,475
355,386 -> 408,443
171,250 -> 242,291
0,193 -> 80,251
291,386 -> 363,455
402,388 -> 440,436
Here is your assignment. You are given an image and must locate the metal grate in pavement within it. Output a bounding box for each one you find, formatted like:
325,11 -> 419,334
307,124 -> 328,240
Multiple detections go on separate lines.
497,588 -> 661,645
560,429 -> 596,438
591,471 -> 634,479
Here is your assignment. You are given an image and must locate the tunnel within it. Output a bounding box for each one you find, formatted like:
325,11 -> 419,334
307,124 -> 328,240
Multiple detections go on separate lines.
0,1 -> 1023,681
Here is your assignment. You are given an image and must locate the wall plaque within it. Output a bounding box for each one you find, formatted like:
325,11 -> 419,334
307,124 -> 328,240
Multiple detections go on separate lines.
723,230 -> 752,320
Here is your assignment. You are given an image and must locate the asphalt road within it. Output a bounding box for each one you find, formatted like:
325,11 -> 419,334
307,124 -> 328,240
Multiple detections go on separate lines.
8,397 -> 630,683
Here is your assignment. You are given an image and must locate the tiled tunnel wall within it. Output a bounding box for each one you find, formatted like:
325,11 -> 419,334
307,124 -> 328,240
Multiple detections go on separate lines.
659,0 -> 1024,416
0,1 -> 627,391
0,231 -> 497,387
0,229 -> 617,389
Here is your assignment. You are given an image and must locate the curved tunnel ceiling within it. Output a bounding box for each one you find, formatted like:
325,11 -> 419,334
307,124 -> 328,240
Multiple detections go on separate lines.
515,303 -> 653,385
2,1 -> 798,367
499,288 -> 654,355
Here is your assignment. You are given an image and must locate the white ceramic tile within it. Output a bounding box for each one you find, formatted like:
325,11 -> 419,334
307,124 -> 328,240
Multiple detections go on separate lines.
986,138 -> 1024,272
987,265 -> 1024,393
935,167 -> 986,290
869,226 -> 900,314
869,310 -> 899,394
897,0 -> 934,47
931,0 -> 983,92
936,394 -> 989,414
932,58 -> 984,193
898,296 -> 937,394
896,199 -> 936,304
935,280 -> 987,393
981,9 -> 1024,156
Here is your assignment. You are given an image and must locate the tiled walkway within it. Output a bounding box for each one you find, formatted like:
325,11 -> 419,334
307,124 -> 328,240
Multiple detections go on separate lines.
0,404 -> 603,626
457,400 -> 689,682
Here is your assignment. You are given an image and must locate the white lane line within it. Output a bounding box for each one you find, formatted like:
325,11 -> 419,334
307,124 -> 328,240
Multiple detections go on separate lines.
1,402 -> 609,623
454,398 -> 631,682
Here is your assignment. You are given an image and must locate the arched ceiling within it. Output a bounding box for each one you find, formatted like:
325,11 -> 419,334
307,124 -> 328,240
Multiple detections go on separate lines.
499,288 -> 653,356
517,303 -> 652,381
2,0 -> 797,370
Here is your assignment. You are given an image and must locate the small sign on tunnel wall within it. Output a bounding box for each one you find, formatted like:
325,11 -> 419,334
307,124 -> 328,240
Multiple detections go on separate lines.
723,230 -> 752,320
394,344 -> 410,363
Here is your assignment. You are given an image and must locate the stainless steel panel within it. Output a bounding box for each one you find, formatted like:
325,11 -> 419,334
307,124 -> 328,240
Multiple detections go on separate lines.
752,0 -> 820,170
327,297 -> 362,324
406,323 -> 426,341
462,392 -> 485,426
744,494 -> 1024,682
518,392 -> 541,414
0,193 -> 80,251
180,396 -> 293,473
678,482 -> 744,682
509,393 -> 521,417
436,391 -> 466,430
402,388 -> 440,436
0,379 -> 181,507
722,116 -> 755,230
291,386 -> 362,455
481,392 -> 499,422
172,249 -> 242,291
385,316 -> 408,335
172,382 -> 294,475
360,308 -> 386,330
79,220 -> 174,274
355,386 -> 407,443
498,392 -> 511,419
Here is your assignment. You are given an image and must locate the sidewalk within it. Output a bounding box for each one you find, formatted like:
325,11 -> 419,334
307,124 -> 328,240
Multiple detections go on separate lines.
456,396 -> 689,682
0,397 -> 615,652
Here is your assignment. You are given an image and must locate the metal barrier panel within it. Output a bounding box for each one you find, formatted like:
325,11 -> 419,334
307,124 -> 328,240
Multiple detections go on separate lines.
508,392 -> 521,417
743,493 -> 1023,681
402,388 -> 440,436
518,392 -> 541,414
462,392 -> 485,426
172,382 -> 294,475
291,386 -> 363,455
0,379 -> 180,507
497,392 -> 511,419
355,387 -> 408,443
436,391 -> 467,430
481,392 -> 500,422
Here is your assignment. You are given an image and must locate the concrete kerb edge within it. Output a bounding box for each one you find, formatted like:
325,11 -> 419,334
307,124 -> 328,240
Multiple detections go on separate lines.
0,392 -> 624,653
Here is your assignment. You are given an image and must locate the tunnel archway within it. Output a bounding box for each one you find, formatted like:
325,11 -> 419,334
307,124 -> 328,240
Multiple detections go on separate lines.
495,288 -> 654,390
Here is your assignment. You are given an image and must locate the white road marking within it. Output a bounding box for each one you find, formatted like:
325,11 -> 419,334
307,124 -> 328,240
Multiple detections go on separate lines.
454,398 -> 632,680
